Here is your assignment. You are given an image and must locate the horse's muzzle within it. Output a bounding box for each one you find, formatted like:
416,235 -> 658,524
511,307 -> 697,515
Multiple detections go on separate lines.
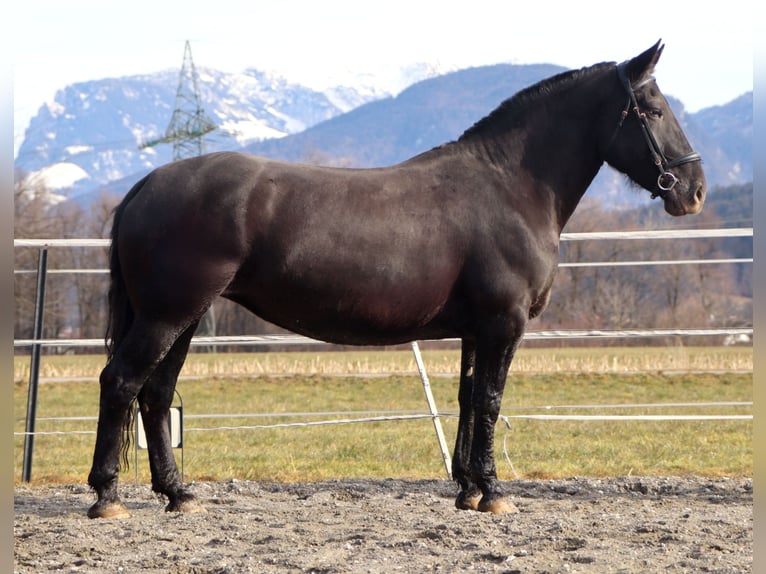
663,179 -> 705,216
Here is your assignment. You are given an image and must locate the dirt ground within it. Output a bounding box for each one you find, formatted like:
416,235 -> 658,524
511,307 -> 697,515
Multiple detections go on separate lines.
14,476 -> 751,573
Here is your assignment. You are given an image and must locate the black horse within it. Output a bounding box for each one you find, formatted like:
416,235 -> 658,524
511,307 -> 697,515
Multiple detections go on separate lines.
88,42 -> 704,518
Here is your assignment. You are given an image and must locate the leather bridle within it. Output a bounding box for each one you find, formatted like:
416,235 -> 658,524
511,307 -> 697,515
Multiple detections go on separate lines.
613,61 -> 702,199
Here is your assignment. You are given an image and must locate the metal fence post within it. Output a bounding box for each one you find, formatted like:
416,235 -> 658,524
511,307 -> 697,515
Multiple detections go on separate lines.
22,248 -> 48,482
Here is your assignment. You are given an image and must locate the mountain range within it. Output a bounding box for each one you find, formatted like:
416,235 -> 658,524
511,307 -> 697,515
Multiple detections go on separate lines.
14,63 -> 752,209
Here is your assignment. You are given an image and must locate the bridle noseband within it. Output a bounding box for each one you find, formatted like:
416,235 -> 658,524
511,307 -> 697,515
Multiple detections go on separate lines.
613,62 -> 702,199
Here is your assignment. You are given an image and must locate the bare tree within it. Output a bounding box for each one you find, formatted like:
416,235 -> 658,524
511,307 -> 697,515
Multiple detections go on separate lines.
67,192 -> 119,340
14,170 -> 120,348
14,170 -> 66,340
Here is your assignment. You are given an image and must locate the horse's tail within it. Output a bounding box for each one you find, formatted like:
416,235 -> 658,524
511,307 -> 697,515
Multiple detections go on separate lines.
104,174 -> 149,470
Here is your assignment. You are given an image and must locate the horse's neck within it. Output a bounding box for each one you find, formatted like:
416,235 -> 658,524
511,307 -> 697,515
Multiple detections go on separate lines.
461,96 -> 606,233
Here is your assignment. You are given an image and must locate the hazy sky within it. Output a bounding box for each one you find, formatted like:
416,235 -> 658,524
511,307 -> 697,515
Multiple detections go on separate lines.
12,0 -> 753,153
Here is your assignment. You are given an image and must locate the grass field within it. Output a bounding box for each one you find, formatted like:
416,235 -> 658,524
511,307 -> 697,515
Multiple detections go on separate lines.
13,347 -> 752,485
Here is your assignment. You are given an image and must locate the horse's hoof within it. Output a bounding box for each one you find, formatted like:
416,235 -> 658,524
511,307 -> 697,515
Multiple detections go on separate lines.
87,501 -> 130,519
166,497 -> 207,514
477,496 -> 519,515
455,489 -> 483,511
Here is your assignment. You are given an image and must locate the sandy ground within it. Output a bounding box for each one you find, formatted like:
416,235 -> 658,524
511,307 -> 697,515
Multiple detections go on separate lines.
14,476 -> 751,573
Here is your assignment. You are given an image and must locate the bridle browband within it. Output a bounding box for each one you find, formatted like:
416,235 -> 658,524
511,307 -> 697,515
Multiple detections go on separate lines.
613,61 -> 702,199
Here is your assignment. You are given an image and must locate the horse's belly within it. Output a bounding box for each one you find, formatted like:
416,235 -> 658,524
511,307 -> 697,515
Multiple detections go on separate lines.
224,273 -> 454,345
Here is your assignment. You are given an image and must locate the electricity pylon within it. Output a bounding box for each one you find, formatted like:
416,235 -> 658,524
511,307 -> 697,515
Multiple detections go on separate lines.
141,40 -> 217,160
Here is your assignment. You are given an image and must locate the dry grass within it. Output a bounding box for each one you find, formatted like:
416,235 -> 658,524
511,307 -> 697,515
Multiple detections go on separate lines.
13,345 -> 753,382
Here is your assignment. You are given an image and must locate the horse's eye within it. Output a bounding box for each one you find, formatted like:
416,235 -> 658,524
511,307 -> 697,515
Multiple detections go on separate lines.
647,108 -> 663,119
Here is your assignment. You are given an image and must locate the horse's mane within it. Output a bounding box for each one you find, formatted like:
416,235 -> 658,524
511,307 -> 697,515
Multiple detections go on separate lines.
458,62 -> 615,141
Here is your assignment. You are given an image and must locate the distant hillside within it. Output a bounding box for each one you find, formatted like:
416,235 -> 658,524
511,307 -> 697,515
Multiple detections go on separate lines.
693,92 -> 752,182
245,64 -> 565,166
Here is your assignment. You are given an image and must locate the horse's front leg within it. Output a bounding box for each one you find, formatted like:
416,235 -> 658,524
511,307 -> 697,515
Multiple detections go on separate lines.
452,339 -> 483,510
469,314 -> 525,514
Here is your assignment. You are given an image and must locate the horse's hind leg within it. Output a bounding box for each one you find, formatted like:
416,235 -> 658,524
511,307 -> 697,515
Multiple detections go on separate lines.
87,319 -> 186,519
137,322 -> 205,513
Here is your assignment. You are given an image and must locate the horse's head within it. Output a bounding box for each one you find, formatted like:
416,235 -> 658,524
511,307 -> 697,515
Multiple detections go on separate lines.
601,41 -> 706,216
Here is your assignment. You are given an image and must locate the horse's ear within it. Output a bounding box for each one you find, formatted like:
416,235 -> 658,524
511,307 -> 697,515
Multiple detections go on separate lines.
625,40 -> 664,84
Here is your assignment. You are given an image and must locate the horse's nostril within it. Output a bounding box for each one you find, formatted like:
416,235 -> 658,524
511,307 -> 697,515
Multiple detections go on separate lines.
694,185 -> 705,205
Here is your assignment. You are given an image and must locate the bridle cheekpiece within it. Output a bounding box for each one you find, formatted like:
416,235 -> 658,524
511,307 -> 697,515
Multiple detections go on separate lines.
614,61 -> 702,199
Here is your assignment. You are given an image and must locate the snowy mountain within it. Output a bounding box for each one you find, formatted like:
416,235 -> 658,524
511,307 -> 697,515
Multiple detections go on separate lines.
14,63 -> 751,208
14,67 -> 400,200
